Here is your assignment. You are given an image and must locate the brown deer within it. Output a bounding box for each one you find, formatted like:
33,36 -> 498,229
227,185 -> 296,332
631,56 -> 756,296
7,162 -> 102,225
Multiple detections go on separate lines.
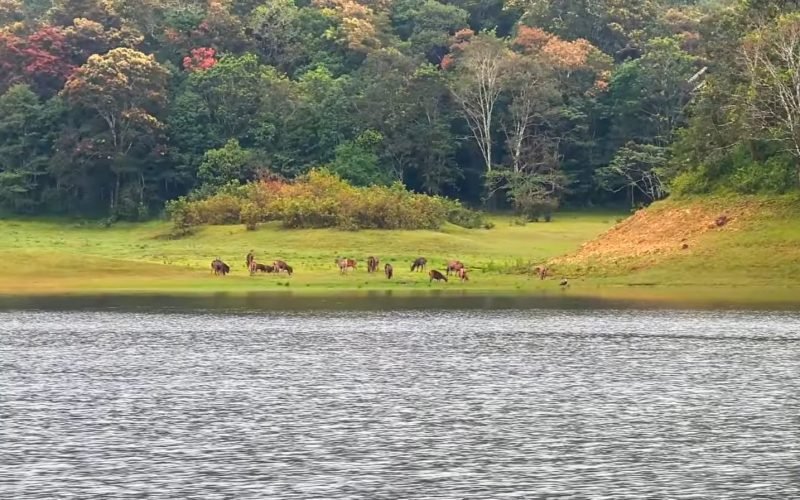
367,256 -> 379,273
336,258 -> 357,274
445,260 -> 464,276
429,269 -> 447,283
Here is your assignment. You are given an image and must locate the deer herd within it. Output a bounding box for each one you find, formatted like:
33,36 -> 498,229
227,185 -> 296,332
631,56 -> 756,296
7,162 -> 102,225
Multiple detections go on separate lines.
332,256 -> 469,282
212,253 -> 470,283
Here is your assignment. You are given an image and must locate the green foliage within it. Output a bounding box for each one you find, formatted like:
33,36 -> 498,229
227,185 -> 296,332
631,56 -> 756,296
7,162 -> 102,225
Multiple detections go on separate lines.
330,130 -> 388,186
0,85 -> 62,212
0,0 -> 798,217
596,142 -> 669,205
197,139 -> 255,192
729,155 -> 796,195
169,169 -> 486,231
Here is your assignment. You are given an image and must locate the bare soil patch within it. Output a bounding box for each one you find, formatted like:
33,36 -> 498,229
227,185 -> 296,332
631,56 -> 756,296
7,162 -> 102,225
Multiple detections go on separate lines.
552,199 -> 763,266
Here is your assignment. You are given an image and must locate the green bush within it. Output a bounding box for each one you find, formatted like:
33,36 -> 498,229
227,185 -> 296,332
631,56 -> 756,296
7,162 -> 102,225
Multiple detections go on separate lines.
729,155 -> 796,194
670,167 -> 713,196
167,170 -> 487,232
445,202 -> 486,228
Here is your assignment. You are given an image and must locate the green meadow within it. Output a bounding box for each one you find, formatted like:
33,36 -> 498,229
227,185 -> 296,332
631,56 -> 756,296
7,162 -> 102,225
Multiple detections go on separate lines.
0,212 -> 617,295
3,197 -> 800,307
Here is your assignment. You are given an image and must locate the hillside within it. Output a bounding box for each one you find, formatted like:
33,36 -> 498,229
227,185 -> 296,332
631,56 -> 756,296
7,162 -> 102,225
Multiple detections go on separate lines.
551,196 -> 800,288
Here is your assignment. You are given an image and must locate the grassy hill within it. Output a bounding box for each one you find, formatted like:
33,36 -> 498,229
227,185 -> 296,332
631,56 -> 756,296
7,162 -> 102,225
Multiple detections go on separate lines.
551,195 -> 800,290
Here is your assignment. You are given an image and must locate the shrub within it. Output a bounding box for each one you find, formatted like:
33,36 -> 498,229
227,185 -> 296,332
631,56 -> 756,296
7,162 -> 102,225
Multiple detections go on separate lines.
165,197 -> 199,236
445,202 -> 486,228
670,167 -> 712,196
729,155 -> 796,194
167,170 -> 487,232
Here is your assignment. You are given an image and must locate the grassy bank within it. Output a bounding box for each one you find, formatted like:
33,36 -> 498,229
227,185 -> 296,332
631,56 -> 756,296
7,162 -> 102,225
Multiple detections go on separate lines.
4,196 -> 800,306
553,195 -> 800,290
0,212 -> 618,295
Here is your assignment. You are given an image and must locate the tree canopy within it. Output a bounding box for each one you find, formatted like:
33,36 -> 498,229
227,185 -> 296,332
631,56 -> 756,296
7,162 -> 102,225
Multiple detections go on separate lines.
0,0 -> 796,217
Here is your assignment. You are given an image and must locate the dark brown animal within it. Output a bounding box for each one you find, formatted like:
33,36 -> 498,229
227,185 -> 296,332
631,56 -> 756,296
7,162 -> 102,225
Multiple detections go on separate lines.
411,257 -> 427,272
273,260 -> 291,274
445,260 -> 464,276
254,263 -> 274,273
367,256 -> 379,273
284,265 -> 293,276
336,258 -> 357,273
211,259 -> 230,276
384,263 -> 393,279
457,268 -> 469,282
429,269 -> 447,283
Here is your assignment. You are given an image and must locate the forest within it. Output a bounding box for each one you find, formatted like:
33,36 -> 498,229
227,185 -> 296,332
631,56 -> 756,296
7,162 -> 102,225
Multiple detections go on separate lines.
0,0 -> 798,220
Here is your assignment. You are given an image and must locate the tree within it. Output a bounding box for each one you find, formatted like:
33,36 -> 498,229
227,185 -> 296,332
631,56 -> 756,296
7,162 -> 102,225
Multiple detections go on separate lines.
446,30 -> 510,174
184,54 -> 274,141
313,0 -> 386,52
48,0 -> 120,27
741,13 -> 800,181
510,0 -> 660,56
391,0 -> 469,60
248,0 -> 301,69
62,47 -> 169,211
599,37 -> 696,203
0,85 -> 62,211
330,129 -> 388,185
596,142 -> 667,205
608,37 -> 697,147
182,47 -> 217,72
197,138 -> 255,191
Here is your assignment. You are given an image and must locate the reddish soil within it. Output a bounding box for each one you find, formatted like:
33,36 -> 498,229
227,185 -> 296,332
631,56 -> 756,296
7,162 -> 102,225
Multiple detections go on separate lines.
552,199 -> 761,266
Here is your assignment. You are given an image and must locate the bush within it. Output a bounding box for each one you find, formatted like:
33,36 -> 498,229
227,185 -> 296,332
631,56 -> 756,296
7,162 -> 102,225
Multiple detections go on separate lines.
167,170 -> 487,232
729,155 -> 796,194
670,144 -> 797,196
165,197 -> 198,236
445,202 -> 486,228
670,167 -> 712,196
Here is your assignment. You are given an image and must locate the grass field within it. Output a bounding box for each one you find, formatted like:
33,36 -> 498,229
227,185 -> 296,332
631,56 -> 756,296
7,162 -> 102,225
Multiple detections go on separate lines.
3,196 -> 800,306
0,212 -> 619,295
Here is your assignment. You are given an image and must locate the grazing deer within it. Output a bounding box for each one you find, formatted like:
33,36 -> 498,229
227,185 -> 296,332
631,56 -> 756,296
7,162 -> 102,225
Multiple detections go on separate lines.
336,258 -> 357,274
429,269 -> 447,283
445,260 -> 464,276
367,256 -> 379,273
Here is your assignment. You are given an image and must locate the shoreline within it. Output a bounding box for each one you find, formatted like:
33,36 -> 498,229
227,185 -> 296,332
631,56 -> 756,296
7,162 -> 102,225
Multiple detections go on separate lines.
2,282 -> 800,311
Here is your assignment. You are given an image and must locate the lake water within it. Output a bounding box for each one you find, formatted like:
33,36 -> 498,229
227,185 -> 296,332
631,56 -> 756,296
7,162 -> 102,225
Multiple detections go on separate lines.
1,298 -> 799,498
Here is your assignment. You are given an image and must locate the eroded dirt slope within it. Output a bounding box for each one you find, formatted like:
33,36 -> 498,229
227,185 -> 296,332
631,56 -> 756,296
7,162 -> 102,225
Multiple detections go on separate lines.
552,198 -> 762,267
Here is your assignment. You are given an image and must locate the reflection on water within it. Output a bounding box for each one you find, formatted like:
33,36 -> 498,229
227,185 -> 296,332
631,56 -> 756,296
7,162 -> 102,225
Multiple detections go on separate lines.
1,308 -> 799,498
1,290 -> 799,313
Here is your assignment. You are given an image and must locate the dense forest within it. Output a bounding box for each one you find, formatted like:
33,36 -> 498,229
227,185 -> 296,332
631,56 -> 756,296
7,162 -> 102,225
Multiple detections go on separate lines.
0,0 -> 798,219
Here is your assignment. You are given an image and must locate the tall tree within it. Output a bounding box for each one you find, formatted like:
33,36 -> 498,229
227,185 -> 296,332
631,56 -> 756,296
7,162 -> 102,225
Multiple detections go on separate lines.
62,47 -> 169,211
0,85 -> 62,211
741,13 -> 800,181
446,29 -> 510,174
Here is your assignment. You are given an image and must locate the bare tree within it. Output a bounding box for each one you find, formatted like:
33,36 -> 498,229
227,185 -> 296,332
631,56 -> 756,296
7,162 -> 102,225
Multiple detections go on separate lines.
741,13 -> 800,179
502,54 -> 560,174
448,33 -> 510,173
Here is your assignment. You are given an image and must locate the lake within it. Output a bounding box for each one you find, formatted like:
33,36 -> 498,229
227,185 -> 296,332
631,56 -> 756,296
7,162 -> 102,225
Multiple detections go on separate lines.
1,297 -> 798,498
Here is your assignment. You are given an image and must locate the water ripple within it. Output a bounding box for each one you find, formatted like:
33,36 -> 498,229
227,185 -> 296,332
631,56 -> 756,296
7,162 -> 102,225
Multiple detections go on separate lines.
1,309 -> 799,498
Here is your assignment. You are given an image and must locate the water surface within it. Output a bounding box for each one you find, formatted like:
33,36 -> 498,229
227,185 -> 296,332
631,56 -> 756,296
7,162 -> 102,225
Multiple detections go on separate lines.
2,308 -> 799,498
